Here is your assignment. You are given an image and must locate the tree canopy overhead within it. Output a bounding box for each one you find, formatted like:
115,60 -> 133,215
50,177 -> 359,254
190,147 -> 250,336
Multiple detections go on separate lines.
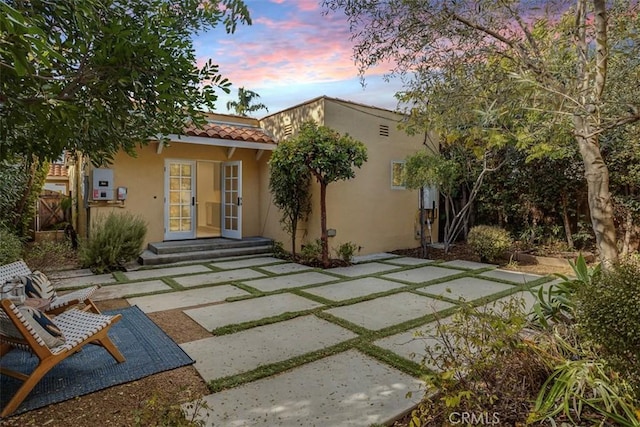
324,0 -> 640,265
0,0 -> 251,165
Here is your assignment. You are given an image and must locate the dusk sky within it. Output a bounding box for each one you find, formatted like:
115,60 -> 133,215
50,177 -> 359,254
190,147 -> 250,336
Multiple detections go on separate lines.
193,0 -> 404,116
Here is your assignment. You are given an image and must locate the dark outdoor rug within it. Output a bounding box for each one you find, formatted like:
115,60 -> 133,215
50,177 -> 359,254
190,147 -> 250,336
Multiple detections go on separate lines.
0,305 -> 194,416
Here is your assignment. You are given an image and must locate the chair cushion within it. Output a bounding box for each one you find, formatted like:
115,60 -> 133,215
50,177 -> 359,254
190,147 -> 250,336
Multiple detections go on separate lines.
0,305 -> 66,349
18,271 -> 57,301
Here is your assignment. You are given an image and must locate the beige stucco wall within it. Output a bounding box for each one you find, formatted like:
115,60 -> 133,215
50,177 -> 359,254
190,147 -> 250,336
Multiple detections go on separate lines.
81,142 -> 267,246
259,97 -> 440,255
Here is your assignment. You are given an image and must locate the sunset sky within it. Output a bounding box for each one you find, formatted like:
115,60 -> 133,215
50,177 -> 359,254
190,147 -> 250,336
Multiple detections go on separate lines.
193,0 -> 404,116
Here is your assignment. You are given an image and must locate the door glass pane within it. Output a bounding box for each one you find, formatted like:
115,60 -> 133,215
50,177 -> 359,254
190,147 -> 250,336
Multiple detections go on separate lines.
181,164 -> 192,175
169,219 -> 180,231
181,178 -> 191,190
182,219 -> 191,231
181,206 -> 190,217
170,178 -> 180,190
170,164 -> 180,176
181,192 -> 191,203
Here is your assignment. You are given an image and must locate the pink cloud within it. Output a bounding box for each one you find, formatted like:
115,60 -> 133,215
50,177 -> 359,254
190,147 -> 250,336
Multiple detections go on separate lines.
195,1 -> 395,91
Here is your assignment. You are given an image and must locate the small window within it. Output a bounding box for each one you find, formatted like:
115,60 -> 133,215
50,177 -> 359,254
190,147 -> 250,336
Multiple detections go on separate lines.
284,124 -> 293,137
379,124 -> 390,137
391,161 -> 406,189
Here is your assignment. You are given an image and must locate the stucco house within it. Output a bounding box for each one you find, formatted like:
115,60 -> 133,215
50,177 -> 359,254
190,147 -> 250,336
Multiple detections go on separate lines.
70,96 -> 438,264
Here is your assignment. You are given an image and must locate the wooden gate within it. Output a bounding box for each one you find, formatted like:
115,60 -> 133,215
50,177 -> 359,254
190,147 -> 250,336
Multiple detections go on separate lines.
36,190 -> 65,231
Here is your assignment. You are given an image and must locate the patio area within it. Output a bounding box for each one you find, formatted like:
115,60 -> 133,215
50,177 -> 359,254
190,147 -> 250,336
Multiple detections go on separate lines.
3,253 -> 554,426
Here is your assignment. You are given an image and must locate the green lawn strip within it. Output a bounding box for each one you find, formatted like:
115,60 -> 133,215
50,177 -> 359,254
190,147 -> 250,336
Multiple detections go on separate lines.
355,341 -> 426,379
314,310 -> 373,336
211,309 -> 319,335
207,339 -> 358,393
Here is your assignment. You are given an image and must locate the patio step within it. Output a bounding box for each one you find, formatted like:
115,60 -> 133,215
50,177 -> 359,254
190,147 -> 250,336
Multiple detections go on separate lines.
138,237 -> 273,265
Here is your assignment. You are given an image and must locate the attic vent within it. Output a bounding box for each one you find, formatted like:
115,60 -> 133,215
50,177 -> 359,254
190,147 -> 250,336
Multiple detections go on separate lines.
284,124 -> 293,137
379,124 -> 390,137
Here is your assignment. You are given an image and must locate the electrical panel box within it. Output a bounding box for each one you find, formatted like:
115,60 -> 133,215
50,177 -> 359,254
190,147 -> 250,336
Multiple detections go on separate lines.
117,187 -> 128,201
92,168 -> 114,200
421,186 -> 438,210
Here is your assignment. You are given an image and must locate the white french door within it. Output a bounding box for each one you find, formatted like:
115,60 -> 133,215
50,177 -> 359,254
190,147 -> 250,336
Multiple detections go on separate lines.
221,161 -> 242,239
164,159 -> 196,240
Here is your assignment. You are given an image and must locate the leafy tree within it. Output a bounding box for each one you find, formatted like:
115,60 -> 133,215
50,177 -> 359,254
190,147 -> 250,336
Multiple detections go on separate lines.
404,148 -> 504,254
268,139 -> 312,257
226,87 -> 269,117
0,157 -> 48,237
324,0 -> 640,266
0,0 -> 251,165
292,122 -> 367,268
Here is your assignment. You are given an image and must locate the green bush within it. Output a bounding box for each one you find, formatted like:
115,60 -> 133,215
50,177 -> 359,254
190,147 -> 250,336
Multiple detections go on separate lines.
79,212 -> 147,273
0,227 -> 22,265
467,225 -> 512,263
300,239 -> 322,264
334,242 -> 359,263
575,259 -> 640,394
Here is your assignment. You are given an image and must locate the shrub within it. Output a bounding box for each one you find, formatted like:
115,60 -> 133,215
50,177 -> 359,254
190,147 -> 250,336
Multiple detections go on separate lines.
300,239 -> 322,264
575,259 -> 640,394
467,225 -> 512,263
23,240 -> 76,273
334,242 -> 359,263
0,227 -> 23,265
79,212 -> 147,273
409,299 -> 550,426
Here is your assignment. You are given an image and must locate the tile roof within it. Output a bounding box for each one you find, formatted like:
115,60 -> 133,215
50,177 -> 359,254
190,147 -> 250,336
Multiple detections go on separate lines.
184,122 -> 276,145
48,163 -> 68,178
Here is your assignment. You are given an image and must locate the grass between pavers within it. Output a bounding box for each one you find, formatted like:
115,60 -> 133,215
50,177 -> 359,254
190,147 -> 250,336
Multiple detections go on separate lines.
89,258 -> 556,398
208,339 -> 359,392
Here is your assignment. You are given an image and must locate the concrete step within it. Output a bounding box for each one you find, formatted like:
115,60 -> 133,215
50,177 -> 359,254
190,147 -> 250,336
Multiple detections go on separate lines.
148,237 -> 272,255
138,245 -> 273,266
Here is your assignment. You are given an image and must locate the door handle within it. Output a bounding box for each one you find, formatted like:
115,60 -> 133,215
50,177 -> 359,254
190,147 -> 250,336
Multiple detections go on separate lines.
237,197 -> 242,206
192,197 -> 195,206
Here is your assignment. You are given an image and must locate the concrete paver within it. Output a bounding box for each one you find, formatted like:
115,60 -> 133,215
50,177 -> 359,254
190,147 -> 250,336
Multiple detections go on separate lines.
181,315 -> 357,381
258,263 -> 313,274
479,269 -> 544,284
210,256 -> 283,270
174,269 -> 266,287
302,277 -> 406,302
382,265 -> 462,284
91,280 -> 171,301
352,252 -> 399,263
53,273 -> 116,289
326,262 -> 401,277
184,293 -> 324,331
243,271 -> 337,292
374,320 -> 450,371
123,265 -> 211,281
185,350 -> 424,427
416,277 -> 514,302
384,257 -> 435,266
439,260 -> 496,270
127,285 -> 249,313
325,292 -> 455,331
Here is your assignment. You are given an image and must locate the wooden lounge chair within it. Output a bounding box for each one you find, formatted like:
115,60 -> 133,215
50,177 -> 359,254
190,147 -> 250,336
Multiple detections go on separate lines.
0,260 -> 101,315
0,298 -> 125,417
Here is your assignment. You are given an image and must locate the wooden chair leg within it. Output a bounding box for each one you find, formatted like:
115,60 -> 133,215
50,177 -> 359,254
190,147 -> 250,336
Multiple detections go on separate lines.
0,361 -> 56,418
94,336 -> 126,363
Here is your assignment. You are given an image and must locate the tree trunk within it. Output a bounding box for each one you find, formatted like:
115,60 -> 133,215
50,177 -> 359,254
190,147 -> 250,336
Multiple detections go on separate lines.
319,182 -> 329,268
573,116 -> 618,266
560,192 -> 574,249
291,220 -> 298,257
